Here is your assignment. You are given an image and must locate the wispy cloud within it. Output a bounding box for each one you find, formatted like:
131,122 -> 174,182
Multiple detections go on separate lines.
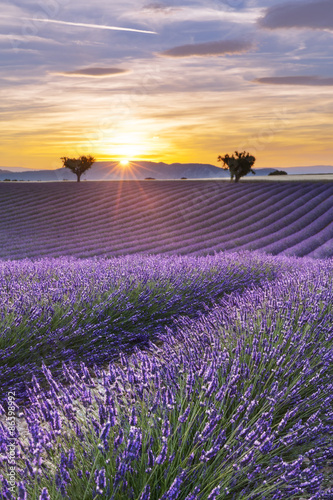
58,67 -> 130,77
142,3 -> 182,15
125,5 -> 261,25
160,39 -> 254,57
254,76 -> 333,86
22,17 -> 158,35
259,0 -> 333,31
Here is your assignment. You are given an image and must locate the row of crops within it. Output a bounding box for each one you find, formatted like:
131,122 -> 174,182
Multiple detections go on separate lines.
0,181 -> 332,259
0,252 -> 332,498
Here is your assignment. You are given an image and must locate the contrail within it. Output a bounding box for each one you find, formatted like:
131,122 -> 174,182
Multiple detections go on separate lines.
22,17 -> 157,35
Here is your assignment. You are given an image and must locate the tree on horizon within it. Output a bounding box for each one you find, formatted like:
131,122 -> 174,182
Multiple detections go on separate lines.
61,155 -> 95,182
218,151 -> 256,182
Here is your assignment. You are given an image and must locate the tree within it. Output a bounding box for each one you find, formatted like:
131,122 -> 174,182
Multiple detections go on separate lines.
268,170 -> 287,176
60,155 -> 95,182
218,151 -> 256,182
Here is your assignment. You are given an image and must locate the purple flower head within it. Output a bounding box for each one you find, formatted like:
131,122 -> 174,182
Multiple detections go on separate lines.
114,428 -> 124,450
39,488 -> 51,500
147,448 -> 154,469
125,426 -> 142,462
100,421 -> 111,441
162,417 -> 171,438
161,470 -> 186,500
155,438 -> 168,465
98,403 -> 108,426
240,449 -> 255,466
259,438 -> 273,454
130,406 -> 137,426
200,444 -> 220,462
67,448 -> 75,469
95,468 -> 106,494
184,486 -> 201,500
139,484 -> 150,500
18,482 -> 27,500
207,486 -> 221,499
179,405 -> 191,423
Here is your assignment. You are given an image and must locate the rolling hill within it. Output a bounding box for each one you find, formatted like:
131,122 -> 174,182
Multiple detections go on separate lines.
0,161 -> 276,181
1,162 -> 333,181
0,180 -> 332,260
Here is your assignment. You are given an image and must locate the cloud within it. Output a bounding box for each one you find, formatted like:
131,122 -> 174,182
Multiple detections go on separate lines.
259,0 -> 333,31
160,39 -> 254,57
58,67 -> 130,77
142,3 -> 181,14
254,75 -> 333,86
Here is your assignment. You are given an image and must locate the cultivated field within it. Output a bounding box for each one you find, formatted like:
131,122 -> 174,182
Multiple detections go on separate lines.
0,180 -> 332,259
0,180 -> 332,499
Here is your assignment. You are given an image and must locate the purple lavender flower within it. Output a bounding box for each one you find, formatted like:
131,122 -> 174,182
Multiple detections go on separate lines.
39,488 -> 51,500
184,486 -> 201,500
67,448 -> 75,469
200,444 -> 220,462
179,405 -> 191,423
259,438 -> 273,454
100,422 -> 111,441
95,468 -> 106,495
18,482 -> 27,500
130,407 -> 137,426
114,428 -> 124,450
155,438 -> 168,465
139,484 -> 150,500
207,486 -> 221,499
160,470 -> 186,499
125,426 -> 142,462
162,417 -> 171,438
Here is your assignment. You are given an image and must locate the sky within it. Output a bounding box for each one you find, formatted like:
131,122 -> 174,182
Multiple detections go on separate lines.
0,0 -> 332,170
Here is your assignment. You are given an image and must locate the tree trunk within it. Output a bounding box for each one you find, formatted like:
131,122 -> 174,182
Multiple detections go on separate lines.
77,173 -> 81,183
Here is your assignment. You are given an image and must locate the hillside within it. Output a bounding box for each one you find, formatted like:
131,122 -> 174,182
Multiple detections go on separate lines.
0,162 -> 276,181
2,162 -> 333,181
0,180 -> 332,260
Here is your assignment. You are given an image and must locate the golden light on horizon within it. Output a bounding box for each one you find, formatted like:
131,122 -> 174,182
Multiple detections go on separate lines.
101,131 -> 153,162
120,159 -> 129,166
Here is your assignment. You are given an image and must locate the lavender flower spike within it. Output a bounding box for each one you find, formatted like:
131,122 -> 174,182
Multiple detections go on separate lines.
18,483 -> 27,500
207,486 -> 221,499
39,488 -> 51,500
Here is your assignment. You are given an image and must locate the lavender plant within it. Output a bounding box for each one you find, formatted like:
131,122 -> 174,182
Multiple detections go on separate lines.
0,252 -> 283,404
0,253 -> 332,499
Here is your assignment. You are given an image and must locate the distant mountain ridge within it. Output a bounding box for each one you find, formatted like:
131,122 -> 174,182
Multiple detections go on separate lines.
0,162 -> 332,181
0,161 -> 277,181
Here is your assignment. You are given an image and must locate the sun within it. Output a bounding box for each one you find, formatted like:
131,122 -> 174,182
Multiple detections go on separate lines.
120,159 -> 129,166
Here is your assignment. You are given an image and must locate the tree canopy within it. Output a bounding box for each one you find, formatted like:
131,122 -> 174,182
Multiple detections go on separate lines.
61,155 -> 95,182
269,170 -> 287,176
218,151 -> 256,182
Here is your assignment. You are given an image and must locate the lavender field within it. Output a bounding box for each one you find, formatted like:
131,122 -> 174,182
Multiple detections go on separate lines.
0,181 -> 333,499
0,181 -> 332,259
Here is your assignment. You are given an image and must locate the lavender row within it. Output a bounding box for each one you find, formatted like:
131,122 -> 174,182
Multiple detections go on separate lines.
0,182 -> 332,259
0,252 -> 284,404
4,187 -> 329,250
1,254 -> 332,498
